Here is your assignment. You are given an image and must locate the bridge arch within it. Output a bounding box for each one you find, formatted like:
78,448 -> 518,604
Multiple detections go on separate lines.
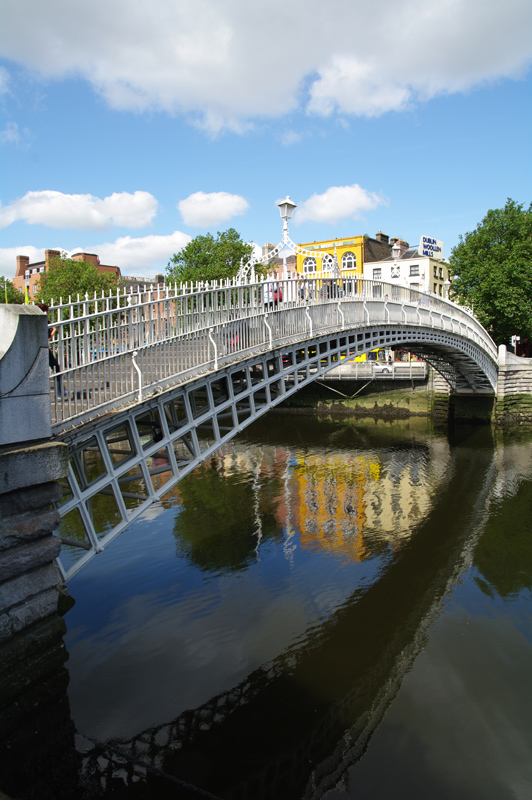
56,323 -> 496,580
50,280 -> 498,578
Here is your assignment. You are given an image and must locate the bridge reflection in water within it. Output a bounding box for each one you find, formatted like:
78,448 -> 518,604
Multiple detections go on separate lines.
51,417 -> 500,800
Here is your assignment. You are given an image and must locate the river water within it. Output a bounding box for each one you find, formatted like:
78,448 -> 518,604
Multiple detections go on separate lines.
6,413 -> 532,799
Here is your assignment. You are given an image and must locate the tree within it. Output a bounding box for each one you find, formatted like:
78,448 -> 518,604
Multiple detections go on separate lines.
0,276 -> 24,304
449,199 -> 532,345
166,228 -> 255,284
36,253 -> 118,303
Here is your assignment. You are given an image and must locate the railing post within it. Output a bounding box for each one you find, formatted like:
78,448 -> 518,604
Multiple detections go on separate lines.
132,350 -> 143,403
264,313 -> 273,350
337,301 -> 345,330
305,306 -> 313,337
208,328 -> 218,370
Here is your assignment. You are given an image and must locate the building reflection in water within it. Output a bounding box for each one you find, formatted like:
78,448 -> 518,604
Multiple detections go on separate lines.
199,433 -> 451,569
7,419 -> 524,800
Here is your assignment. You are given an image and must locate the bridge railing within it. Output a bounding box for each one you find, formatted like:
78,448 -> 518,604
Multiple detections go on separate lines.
47,277 -> 496,433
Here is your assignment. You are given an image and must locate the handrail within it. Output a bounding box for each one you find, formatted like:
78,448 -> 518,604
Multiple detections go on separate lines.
45,277 -> 498,434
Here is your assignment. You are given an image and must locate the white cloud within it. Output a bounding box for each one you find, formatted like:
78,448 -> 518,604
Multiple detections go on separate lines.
0,245 -> 47,278
296,185 -> 387,225
0,66 -> 9,94
280,130 -> 303,146
92,231 -> 191,273
178,191 -> 249,227
0,190 -> 158,230
0,0 -> 530,131
0,232 -> 191,278
0,121 -> 21,145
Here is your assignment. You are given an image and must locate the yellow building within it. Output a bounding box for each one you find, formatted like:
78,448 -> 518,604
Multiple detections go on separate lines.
295,235 -> 365,276
294,231 -> 395,277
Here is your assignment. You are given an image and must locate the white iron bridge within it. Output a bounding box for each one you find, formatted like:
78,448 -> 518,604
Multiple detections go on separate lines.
50,276 -> 498,580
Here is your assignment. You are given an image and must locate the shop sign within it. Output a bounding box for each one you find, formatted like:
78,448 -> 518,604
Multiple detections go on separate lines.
419,236 -> 443,258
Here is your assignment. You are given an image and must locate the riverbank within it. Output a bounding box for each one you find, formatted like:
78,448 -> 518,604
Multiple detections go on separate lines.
278,373 -> 532,427
279,375 -> 439,419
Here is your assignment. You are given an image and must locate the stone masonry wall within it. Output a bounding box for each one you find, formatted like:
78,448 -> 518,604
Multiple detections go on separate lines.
0,442 -> 68,643
494,350 -> 532,424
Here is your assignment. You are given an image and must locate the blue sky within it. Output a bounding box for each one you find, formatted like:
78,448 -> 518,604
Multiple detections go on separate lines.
1,0 -> 531,279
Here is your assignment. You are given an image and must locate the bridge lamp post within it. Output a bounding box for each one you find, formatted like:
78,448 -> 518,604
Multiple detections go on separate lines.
443,277 -> 451,299
277,196 -> 297,279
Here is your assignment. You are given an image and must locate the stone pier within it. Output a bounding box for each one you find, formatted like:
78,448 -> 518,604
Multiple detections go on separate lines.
0,305 -> 68,642
0,306 -> 74,799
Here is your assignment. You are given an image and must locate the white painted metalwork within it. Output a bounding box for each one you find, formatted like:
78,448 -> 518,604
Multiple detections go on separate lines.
49,276 -> 500,580
47,277 -> 498,437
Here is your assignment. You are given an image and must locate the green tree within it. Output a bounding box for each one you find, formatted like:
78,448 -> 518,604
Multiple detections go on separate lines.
36,253 -> 118,303
0,276 -> 24,304
166,228 -> 255,284
173,458 -> 283,574
449,199 -> 532,345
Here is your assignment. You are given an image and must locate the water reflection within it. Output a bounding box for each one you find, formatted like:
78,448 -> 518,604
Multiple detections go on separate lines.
2,419 -> 532,799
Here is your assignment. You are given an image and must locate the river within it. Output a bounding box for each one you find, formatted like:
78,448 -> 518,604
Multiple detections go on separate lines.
3,413 -> 532,799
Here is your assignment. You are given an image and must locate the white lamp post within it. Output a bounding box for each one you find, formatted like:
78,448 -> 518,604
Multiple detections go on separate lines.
277,196 -> 297,279
443,277 -> 451,299
237,194 -> 340,284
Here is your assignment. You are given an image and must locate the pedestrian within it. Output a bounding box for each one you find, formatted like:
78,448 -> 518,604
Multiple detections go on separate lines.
263,281 -> 277,310
36,303 -> 63,394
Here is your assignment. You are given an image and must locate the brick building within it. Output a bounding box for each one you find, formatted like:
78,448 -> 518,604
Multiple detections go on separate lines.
12,250 -> 121,300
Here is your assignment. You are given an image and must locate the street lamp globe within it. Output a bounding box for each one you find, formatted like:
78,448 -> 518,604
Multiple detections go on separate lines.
277,196 -> 297,223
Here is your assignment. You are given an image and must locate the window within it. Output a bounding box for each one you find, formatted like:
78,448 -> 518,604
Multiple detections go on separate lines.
409,265 -> 420,276
433,266 -> 438,277
303,257 -> 316,274
439,284 -> 443,296
391,263 -> 400,278
322,254 -> 334,271
373,268 -> 382,280
373,284 -> 382,299
439,267 -> 443,279
391,285 -> 401,301
342,251 -> 356,270
433,283 -> 438,294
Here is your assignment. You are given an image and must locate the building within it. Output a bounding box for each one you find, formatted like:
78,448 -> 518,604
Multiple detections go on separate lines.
294,232 -> 394,277
12,250 -> 121,300
362,235 -> 451,296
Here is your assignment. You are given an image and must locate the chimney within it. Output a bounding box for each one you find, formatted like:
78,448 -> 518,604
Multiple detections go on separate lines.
375,231 -> 389,244
45,249 -> 61,267
391,238 -> 410,257
16,255 -> 30,277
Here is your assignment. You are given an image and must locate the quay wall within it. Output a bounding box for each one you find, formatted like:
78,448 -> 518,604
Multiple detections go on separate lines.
494,347 -> 532,425
283,348 -> 532,426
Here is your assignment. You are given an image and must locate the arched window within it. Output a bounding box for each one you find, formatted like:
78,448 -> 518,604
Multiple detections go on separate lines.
322,254 -> 334,271
342,251 -> 356,270
303,257 -> 316,273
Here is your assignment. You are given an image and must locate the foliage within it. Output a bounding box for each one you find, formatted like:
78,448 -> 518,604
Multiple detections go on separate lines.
0,276 -> 24,304
172,458 -> 282,574
449,199 -> 532,345
36,254 -> 118,303
474,479 -> 532,598
166,228 -> 255,284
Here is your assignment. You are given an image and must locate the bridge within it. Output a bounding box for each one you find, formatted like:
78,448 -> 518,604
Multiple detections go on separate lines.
39,275 -> 497,579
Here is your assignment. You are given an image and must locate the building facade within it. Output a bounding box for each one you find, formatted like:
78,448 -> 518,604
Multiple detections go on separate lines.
287,231 -> 408,277
12,250 -> 121,300
362,236 -> 451,296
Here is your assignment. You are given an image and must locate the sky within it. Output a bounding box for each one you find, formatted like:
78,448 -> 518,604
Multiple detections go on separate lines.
1,0 -> 531,280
